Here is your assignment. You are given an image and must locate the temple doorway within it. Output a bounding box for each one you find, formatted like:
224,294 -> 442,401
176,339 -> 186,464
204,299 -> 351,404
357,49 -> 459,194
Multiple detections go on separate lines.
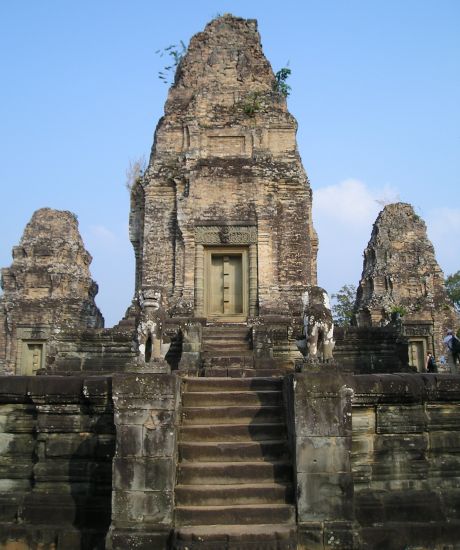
204,247 -> 248,320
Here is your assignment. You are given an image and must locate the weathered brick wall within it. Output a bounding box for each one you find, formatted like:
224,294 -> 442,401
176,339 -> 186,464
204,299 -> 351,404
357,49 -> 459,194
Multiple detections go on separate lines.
0,209 -> 104,375
133,15 -> 318,325
287,371 -> 460,550
0,376 -> 114,549
333,325 -> 409,373
352,374 -> 460,549
354,203 -> 458,359
47,327 -> 137,375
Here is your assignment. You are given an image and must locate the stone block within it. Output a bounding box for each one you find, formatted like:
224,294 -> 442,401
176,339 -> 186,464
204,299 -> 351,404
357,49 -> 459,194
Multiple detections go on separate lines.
82,376 -> 112,401
351,434 -> 374,458
292,373 -> 353,438
382,490 -> 445,522
0,433 -> 35,457
143,426 -> 176,457
117,425 -> 142,457
426,403 -> 460,431
0,495 -> 23,522
112,373 -> 180,402
376,404 -> 427,433
373,433 -> 428,455
293,372 -> 354,398
115,395 -> 178,411
108,528 -> 171,550
297,522 -> 323,550
113,457 -> 174,491
0,458 -> 34,480
295,396 -> 352,437
0,405 -> 36,433
297,472 -> 354,521
0,479 -> 31,493
354,490 -> 385,525
28,376 -> 83,402
440,488 -> 460,519
351,463 -> 372,486
44,433 -> 97,458
351,406 -> 375,434
323,521 -> 357,549
112,489 -> 173,525
352,374 -> 426,404
429,430 -> 460,453
0,377 -> 29,403
296,436 -> 350,474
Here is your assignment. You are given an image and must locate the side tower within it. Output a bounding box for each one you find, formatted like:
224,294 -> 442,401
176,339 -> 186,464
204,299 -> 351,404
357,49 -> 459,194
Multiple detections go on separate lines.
354,202 -> 458,367
130,15 -> 318,356
0,208 -> 103,375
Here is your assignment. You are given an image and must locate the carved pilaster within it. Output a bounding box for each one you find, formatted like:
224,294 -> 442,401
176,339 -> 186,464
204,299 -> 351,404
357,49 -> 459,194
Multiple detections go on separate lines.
195,244 -> 204,316
249,243 -> 257,317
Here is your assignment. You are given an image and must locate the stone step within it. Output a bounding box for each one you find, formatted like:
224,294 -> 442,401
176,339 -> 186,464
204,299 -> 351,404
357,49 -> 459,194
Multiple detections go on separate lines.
202,350 -> 254,358
204,356 -> 255,368
202,342 -> 252,351
180,423 -> 286,442
202,367 -> 287,378
181,405 -> 283,425
173,524 -> 297,550
175,483 -> 293,506
183,377 -> 283,392
182,391 -> 282,408
203,330 -> 250,342
203,326 -> 249,335
179,441 -> 290,462
177,461 -> 292,485
175,503 -> 295,526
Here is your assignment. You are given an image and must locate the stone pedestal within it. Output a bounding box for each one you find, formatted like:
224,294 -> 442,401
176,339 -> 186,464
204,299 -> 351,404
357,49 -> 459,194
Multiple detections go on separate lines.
106,373 -> 181,550
178,321 -> 203,373
285,372 -> 357,549
133,357 -> 171,374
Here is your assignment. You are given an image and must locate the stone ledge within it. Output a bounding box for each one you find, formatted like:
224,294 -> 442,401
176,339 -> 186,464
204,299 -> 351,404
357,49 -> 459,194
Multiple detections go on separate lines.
352,373 -> 460,404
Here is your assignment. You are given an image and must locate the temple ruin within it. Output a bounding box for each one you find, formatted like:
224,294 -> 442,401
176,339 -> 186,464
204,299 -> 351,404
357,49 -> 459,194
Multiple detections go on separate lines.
354,202 -> 458,370
0,14 -> 459,550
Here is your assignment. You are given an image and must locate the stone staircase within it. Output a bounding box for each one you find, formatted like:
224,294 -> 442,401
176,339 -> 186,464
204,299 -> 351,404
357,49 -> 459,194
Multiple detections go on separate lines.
173,376 -> 297,549
201,325 -> 254,376
201,325 -> 288,377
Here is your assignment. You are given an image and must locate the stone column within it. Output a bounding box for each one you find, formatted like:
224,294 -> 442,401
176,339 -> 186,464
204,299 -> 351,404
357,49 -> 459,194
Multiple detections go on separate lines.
107,373 -> 181,550
194,244 -> 204,316
286,372 -> 356,549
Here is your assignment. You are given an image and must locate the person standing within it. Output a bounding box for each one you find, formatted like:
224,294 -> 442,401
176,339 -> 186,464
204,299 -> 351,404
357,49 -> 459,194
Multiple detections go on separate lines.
443,329 -> 460,374
426,352 -> 437,373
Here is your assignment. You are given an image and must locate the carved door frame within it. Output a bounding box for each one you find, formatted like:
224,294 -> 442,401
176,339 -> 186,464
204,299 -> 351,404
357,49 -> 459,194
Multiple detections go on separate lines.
194,224 -> 257,320
204,246 -> 248,321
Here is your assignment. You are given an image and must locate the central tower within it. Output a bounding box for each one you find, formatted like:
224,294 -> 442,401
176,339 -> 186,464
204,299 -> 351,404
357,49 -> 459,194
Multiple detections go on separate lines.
130,15 -> 318,354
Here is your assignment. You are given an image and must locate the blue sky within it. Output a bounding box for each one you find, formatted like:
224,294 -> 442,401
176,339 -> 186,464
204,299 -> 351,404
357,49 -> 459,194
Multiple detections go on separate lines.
1,1 -> 459,326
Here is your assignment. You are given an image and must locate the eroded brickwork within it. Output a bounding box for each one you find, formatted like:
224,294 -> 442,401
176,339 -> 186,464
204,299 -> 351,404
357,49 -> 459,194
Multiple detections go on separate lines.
0,376 -> 113,548
131,15 -> 318,327
354,202 -> 458,360
0,208 -> 103,375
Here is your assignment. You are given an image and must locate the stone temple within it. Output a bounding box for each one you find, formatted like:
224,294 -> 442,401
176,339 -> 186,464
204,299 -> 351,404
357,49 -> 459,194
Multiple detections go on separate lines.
1,15 -> 459,550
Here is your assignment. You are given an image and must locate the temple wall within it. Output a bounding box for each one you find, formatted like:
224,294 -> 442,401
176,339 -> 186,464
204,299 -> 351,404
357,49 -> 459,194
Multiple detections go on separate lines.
0,373 -> 459,549
352,373 -> 460,549
46,327 -> 137,375
0,376 -> 114,549
333,326 -> 409,373
286,372 -> 460,550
